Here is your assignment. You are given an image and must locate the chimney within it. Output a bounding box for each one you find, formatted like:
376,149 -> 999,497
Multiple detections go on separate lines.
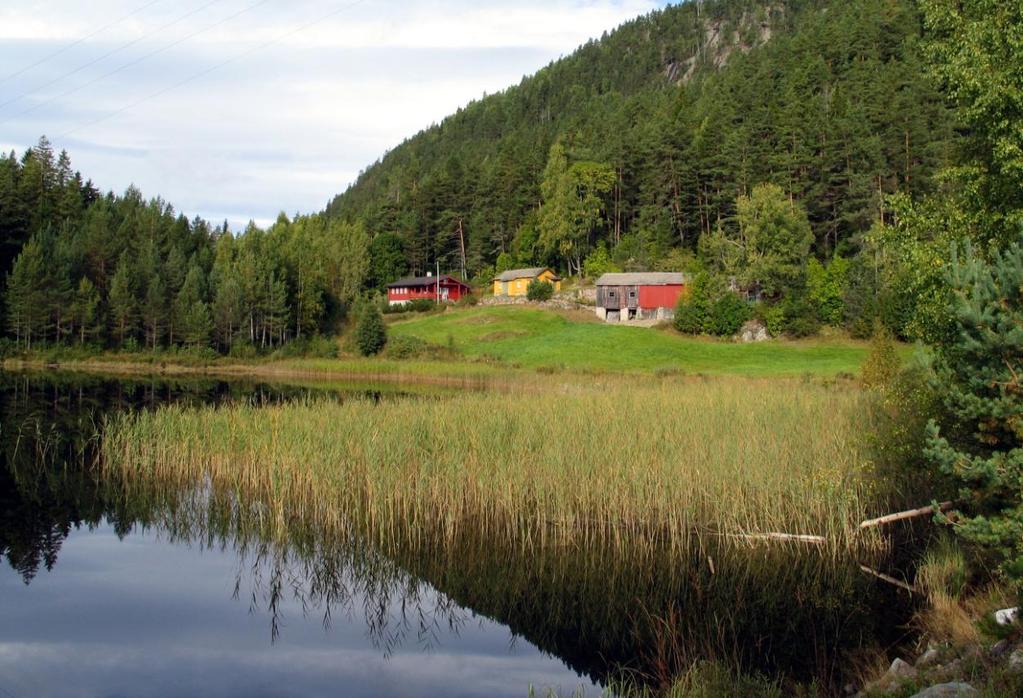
426,271 -> 433,277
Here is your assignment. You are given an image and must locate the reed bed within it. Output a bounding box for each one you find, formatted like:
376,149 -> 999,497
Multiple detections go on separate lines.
102,376 -> 882,564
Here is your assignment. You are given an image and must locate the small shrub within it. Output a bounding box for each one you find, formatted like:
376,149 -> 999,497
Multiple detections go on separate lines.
705,292 -> 751,336
526,279 -> 554,302
583,243 -> 620,279
354,303 -> 387,356
456,294 -> 479,307
673,272 -> 712,334
861,324 -> 900,390
382,335 -> 429,359
228,341 -> 259,360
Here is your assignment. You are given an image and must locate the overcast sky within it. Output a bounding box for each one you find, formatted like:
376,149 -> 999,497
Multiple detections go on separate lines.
0,0 -> 664,229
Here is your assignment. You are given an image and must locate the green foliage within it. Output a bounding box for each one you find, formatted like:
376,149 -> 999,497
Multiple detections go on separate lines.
674,273 -> 712,335
674,273 -> 749,337
494,251 -> 516,274
861,324 -> 901,390
538,142 -> 615,275
706,292 -> 751,337
921,0 -> 1023,244
526,279 -> 554,302
925,240 -> 1023,592
757,295 -> 820,338
368,232 -> 408,288
354,300 -> 387,356
582,243 -> 620,279
734,184 -> 814,298
806,257 -> 850,326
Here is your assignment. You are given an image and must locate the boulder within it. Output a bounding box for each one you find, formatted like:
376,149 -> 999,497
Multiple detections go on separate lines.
889,658 -> 918,680
990,639 -> 1011,657
994,607 -> 1019,626
1008,649 -> 1023,675
736,319 -> 769,343
916,647 -> 943,669
909,683 -> 979,698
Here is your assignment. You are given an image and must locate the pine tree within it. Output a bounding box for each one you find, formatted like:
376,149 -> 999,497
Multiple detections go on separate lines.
71,277 -> 102,345
107,254 -> 137,347
925,240 -> 1023,593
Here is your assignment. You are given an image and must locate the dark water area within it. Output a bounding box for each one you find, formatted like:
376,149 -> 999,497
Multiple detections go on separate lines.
0,372 -> 922,697
0,373 -> 597,697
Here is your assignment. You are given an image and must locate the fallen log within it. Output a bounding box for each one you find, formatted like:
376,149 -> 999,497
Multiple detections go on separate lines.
859,564 -> 917,594
725,532 -> 827,545
859,501 -> 955,530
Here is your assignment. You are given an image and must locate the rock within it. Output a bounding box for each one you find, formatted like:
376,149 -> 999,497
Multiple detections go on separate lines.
890,657 -> 918,680
736,319 -> 769,343
1008,649 -> 1023,675
909,683 -> 979,698
994,607 -> 1019,626
990,639 -> 1011,657
917,647 -> 943,668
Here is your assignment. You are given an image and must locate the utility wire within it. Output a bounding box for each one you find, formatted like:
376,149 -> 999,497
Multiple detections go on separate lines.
0,0 -> 225,112
1,0 -> 273,125
57,0 -> 368,140
0,0 -> 164,86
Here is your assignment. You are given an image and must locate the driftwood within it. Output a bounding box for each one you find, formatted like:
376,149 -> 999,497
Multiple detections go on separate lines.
726,532 -> 827,545
859,564 -> 917,594
859,502 -> 954,530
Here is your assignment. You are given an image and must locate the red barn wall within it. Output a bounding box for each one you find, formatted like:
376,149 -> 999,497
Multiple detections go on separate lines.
638,284 -> 685,309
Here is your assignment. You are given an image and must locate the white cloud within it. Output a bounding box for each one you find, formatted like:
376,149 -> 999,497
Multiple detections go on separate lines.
0,0 -> 666,228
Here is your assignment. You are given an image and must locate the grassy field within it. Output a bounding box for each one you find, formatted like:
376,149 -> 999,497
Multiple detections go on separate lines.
389,305 -> 874,376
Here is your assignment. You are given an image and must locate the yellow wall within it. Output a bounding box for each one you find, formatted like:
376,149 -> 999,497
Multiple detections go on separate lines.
494,270 -> 561,296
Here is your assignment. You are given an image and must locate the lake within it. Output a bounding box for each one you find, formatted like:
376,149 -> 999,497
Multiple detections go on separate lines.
0,373 -> 598,698
0,371 -> 917,697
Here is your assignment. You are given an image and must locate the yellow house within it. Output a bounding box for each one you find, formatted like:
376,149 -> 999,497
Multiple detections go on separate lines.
493,267 -> 562,296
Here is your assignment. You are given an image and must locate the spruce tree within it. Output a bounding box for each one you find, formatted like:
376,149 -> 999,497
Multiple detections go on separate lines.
354,300 -> 387,356
925,240 -> 1023,593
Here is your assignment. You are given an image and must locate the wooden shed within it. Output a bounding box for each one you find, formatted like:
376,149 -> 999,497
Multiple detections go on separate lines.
492,268 -> 561,297
595,272 -> 688,322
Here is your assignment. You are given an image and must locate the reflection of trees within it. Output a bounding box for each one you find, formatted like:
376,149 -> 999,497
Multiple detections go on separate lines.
1,374 -> 916,692
127,483 -> 471,653
0,373 -> 346,583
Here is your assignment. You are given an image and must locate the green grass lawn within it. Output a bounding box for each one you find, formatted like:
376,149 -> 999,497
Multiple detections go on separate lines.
389,305 -> 877,376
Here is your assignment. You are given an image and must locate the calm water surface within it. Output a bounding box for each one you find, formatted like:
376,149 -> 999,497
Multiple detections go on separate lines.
0,373 -> 598,698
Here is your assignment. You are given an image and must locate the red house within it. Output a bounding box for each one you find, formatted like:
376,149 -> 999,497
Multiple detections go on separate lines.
594,272 -> 689,322
387,274 -> 471,306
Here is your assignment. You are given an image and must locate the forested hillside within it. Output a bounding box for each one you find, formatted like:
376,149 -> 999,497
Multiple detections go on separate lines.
0,140 -> 370,353
0,0 -> 987,355
326,0 -> 954,279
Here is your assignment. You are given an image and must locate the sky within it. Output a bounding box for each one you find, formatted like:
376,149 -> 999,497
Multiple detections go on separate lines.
0,0 -> 664,229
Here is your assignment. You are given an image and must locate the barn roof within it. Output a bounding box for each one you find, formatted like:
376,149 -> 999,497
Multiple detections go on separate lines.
595,272 -> 688,286
387,274 -> 469,289
494,267 -> 560,282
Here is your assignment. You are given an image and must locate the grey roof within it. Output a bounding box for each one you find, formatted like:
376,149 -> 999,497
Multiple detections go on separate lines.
595,272 -> 688,286
494,267 -> 560,282
387,274 -> 468,288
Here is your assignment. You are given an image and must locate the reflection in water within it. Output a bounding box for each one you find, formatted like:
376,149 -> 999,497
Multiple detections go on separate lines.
0,373 -> 915,695
0,373 -> 595,697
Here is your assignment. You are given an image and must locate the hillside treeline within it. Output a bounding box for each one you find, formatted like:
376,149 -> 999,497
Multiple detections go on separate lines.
0,140 -> 373,353
326,0 -> 954,282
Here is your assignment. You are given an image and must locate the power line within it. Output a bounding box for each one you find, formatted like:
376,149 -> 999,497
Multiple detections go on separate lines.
0,0 -> 164,86
57,0 -> 368,140
1,0 -> 273,125
0,0 -> 225,112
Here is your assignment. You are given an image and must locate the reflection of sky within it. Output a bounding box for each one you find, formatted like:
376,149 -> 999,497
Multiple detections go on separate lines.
0,524 -> 597,697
